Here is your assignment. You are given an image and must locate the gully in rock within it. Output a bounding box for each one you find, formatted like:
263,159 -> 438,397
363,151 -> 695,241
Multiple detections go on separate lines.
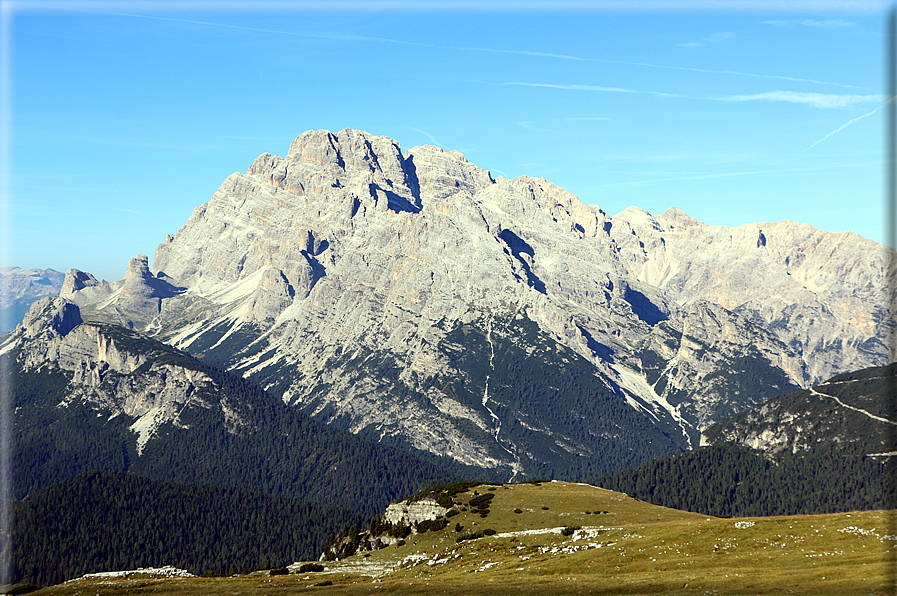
480,319 -> 523,482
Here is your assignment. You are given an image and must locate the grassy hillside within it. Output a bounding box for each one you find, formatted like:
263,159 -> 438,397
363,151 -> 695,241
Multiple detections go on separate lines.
24,481 -> 895,595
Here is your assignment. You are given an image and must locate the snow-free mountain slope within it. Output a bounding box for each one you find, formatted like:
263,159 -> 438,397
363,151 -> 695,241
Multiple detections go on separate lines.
59,128 -> 895,478
4,296 -> 451,515
610,207 -> 891,382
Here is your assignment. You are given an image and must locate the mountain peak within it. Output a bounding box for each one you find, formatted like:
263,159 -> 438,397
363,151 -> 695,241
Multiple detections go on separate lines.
20,296 -> 82,339
285,128 -> 405,174
125,254 -> 152,279
60,269 -> 100,296
660,206 -> 704,228
60,128 -> 895,477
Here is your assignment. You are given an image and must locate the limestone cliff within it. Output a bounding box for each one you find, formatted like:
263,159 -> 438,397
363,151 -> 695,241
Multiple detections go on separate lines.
4,297 -> 225,454
60,128 -> 895,477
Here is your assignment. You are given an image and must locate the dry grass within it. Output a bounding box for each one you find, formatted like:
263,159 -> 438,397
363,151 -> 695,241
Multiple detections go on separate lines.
30,481 -> 896,595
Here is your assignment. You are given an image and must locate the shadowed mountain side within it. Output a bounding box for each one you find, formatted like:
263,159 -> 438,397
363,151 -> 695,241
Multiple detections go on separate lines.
5,298 -> 457,518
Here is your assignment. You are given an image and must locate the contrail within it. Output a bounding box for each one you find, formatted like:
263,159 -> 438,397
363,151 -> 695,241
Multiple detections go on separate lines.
800,105 -> 884,153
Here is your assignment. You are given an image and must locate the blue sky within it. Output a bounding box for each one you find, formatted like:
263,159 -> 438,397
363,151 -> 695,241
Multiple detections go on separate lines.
1,1 -> 888,281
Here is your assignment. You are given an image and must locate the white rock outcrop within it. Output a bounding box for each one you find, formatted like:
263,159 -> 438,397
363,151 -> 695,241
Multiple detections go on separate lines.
384,499 -> 450,526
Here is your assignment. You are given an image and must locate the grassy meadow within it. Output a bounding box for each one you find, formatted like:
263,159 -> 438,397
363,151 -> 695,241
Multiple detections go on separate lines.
24,481 -> 895,595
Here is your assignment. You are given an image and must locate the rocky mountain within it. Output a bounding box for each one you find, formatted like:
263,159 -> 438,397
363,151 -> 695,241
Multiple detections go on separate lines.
594,363 -> 896,517
700,362 -> 896,458
0,266 -> 65,332
3,296 -> 452,516
58,128 -> 895,479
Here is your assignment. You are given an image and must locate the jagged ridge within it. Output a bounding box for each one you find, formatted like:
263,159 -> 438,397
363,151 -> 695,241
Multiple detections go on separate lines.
53,128 -> 895,477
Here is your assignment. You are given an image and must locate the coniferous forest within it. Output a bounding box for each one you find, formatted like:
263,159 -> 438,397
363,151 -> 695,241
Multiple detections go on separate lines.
593,443 -> 893,517
10,349 -> 455,518
10,471 -> 365,587
595,363 -> 896,517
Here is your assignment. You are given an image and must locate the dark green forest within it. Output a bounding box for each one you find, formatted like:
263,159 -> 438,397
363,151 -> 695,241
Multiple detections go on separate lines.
595,363 -> 897,517
9,330 -> 452,518
702,362 -> 897,454
9,471 -> 364,586
428,314 -> 688,479
593,442 -> 893,517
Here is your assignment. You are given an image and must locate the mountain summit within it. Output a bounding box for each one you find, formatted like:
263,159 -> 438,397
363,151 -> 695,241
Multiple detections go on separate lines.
59,128 -> 895,479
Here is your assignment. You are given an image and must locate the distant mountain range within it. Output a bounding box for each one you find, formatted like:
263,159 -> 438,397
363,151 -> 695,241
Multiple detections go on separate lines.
0,266 -> 65,333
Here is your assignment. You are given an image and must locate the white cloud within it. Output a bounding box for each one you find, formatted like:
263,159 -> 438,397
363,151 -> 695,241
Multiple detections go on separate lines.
801,105 -> 883,152
408,128 -> 448,149
517,121 -> 557,133
718,91 -> 882,109
705,31 -> 734,42
602,166 -> 824,188
503,81 -> 690,100
600,59 -> 864,90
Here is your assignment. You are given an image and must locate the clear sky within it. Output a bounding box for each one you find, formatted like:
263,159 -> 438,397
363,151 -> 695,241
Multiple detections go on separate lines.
0,1 -> 888,282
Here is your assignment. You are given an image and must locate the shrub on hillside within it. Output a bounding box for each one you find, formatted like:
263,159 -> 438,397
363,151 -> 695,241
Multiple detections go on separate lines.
456,530 -> 484,543
468,493 -> 494,508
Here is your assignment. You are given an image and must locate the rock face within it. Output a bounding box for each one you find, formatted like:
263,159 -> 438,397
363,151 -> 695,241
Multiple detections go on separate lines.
700,363 -> 895,458
384,500 -> 450,526
5,297 -> 219,454
0,266 -> 66,333
62,128 -> 896,478
61,255 -> 185,331
609,206 -> 891,384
